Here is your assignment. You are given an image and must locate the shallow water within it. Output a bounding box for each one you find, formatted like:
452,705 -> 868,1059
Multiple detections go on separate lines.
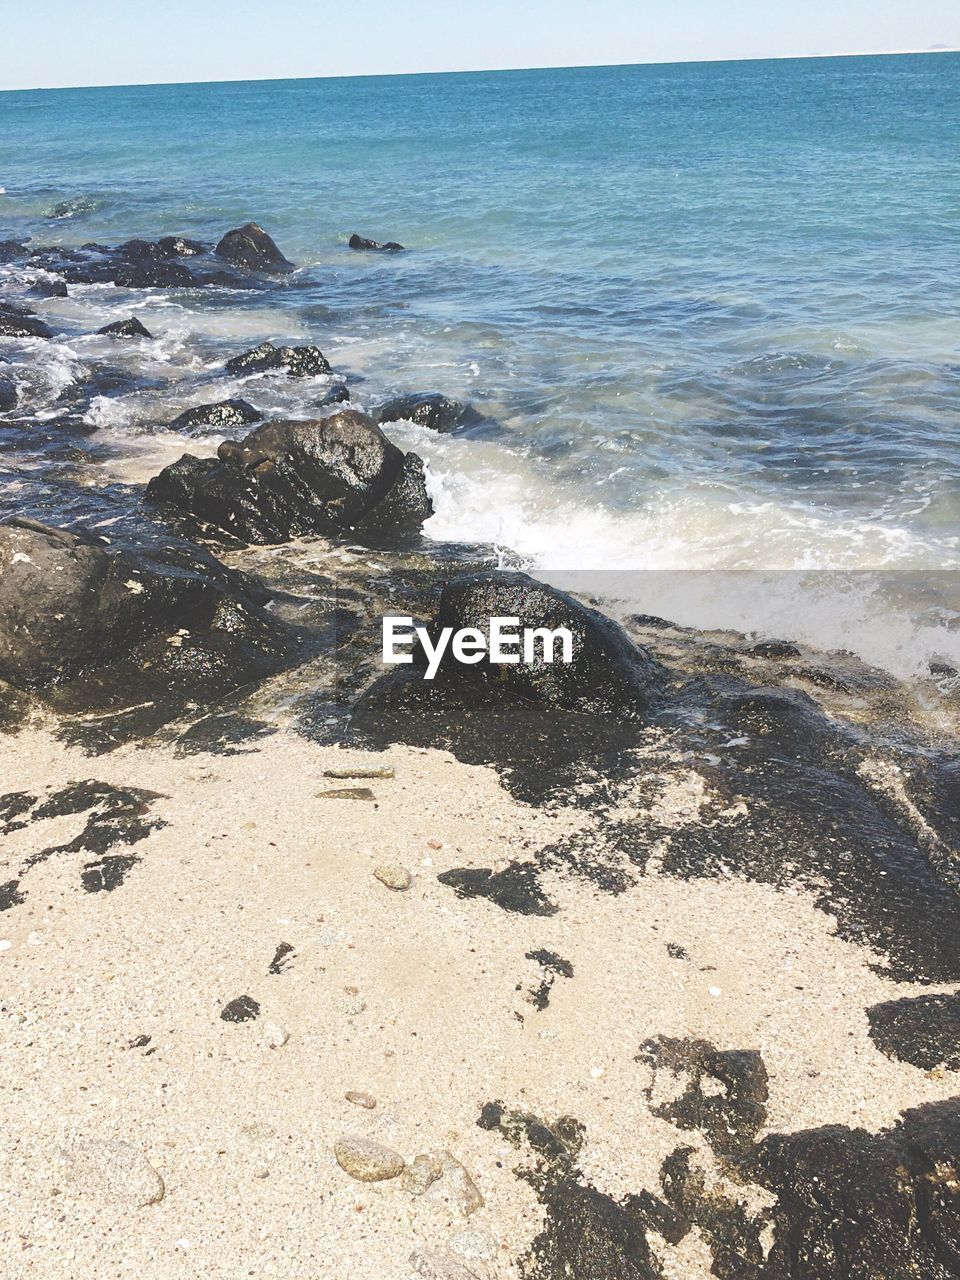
1,54 -> 959,671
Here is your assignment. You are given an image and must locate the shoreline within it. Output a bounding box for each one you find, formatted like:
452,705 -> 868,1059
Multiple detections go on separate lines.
1,221 -> 959,1278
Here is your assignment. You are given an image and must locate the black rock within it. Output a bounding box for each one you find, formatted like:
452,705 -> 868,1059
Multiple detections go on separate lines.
113,260 -> 193,289
146,410 -> 433,544
29,277 -> 68,298
0,307 -> 53,340
97,316 -> 153,339
349,233 -> 405,252
0,516 -> 289,691
320,382 -> 351,406
423,571 -> 664,717
0,240 -> 27,263
168,399 -> 262,433
225,341 -> 330,378
376,392 -> 484,433
0,377 -> 16,412
867,993 -> 960,1070
220,995 -> 260,1023
214,223 -> 294,274
158,236 -> 206,257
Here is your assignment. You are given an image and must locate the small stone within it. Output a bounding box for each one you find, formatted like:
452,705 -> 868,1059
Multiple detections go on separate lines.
401,1152 -> 444,1195
374,864 -> 411,892
709,985 -> 722,997
58,1137 -> 164,1208
220,995 -> 260,1023
318,787 -> 376,801
431,1151 -> 484,1216
410,1250 -> 480,1280
261,1022 -> 289,1048
0,940 -> 11,951
448,1229 -> 498,1264
345,1091 -> 377,1110
334,1136 -> 405,1182
323,765 -> 395,779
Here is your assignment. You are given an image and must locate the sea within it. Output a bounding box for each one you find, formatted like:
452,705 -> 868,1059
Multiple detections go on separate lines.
1,53 -> 959,677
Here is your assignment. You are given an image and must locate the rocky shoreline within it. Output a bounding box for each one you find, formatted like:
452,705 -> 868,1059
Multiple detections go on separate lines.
1,224 -> 958,1279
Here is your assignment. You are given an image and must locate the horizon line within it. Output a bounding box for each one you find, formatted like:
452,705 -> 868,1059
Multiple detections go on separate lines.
0,45 -> 957,96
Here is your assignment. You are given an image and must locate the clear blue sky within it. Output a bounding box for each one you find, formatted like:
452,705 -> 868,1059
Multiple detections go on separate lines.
1,0 -> 957,91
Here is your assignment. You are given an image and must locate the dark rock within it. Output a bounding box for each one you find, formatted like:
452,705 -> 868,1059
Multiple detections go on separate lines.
376,393 -> 484,434
214,223 -> 294,274
98,317 -> 153,339
113,260 -> 193,289
349,233 -> 405,252
749,639 -> 802,660
0,240 -> 27,263
0,516 -> 289,690
29,277 -> 69,298
268,941 -> 295,975
146,410 -> 432,544
423,572 -> 664,717
437,863 -> 558,916
0,307 -> 53,340
867,993 -> 960,1070
638,1035 -> 769,1158
168,399 -> 261,433
220,995 -> 260,1023
225,341 -> 330,378
740,1100 -> 960,1280
0,377 -> 17,412
57,365 -> 164,408
158,236 -> 206,257
321,382 -> 351,406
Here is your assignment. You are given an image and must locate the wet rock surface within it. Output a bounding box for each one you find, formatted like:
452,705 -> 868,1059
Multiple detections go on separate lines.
168,398 -> 262,433
349,233 -> 405,251
147,411 -> 433,545
0,303 -> 53,339
225,341 -> 331,378
376,392 -> 486,434
867,992 -> 960,1070
97,316 -> 152,339
214,223 -> 294,274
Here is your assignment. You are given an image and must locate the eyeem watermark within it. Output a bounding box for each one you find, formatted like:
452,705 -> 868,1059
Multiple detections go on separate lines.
383,616 -> 574,680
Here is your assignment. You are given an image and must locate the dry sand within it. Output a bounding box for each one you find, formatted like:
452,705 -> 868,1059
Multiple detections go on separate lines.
0,724 -> 956,1279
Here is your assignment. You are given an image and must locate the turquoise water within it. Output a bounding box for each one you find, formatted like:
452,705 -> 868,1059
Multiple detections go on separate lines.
1,54 -> 959,581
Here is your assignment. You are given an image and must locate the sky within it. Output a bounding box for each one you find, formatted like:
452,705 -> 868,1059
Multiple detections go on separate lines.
0,0 -> 957,92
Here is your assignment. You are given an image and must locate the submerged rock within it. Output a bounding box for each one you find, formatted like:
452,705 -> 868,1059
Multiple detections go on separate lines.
158,235 -> 206,257
147,410 -> 433,544
0,377 -> 17,412
215,223 -> 294,273
349,233 -> 405,252
0,516 -> 290,691
98,316 -> 152,339
0,306 -> 53,340
376,393 -> 484,434
29,277 -> 68,298
225,341 -> 330,378
168,398 -> 262,433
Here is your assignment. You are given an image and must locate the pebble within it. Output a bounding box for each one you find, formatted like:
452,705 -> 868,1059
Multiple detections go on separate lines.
374,864 -> 412,891
323,765 -> 394,779
261,1022 -> 289,1048
401,1151 -> 443,1195
338,989 -> 367,1016
318,787 -> 375,801
0,940 -> 11,952
334,1135 -> 405,1182
220,995 -> 260,1023
409,1249 -> 480,1280
58,1137 -> 164,1208
345,1090 -> 377,1110
433,1151 -> 484,1216
448,1229 -> 498,1264
709,985 -> 722,997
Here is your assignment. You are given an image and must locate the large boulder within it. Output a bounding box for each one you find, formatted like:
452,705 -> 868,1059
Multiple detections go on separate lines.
225,341 -> 330,378
420,572 -> 664,717
146,410 -> 433,544
215,223 -> 294,274
0,517 -> 289,690
168,399 -> 261,433
376,393 -> 484,434
349,234 -> 405,252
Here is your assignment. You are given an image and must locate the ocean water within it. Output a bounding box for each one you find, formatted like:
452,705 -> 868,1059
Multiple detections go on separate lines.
1,54 -> 959,672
